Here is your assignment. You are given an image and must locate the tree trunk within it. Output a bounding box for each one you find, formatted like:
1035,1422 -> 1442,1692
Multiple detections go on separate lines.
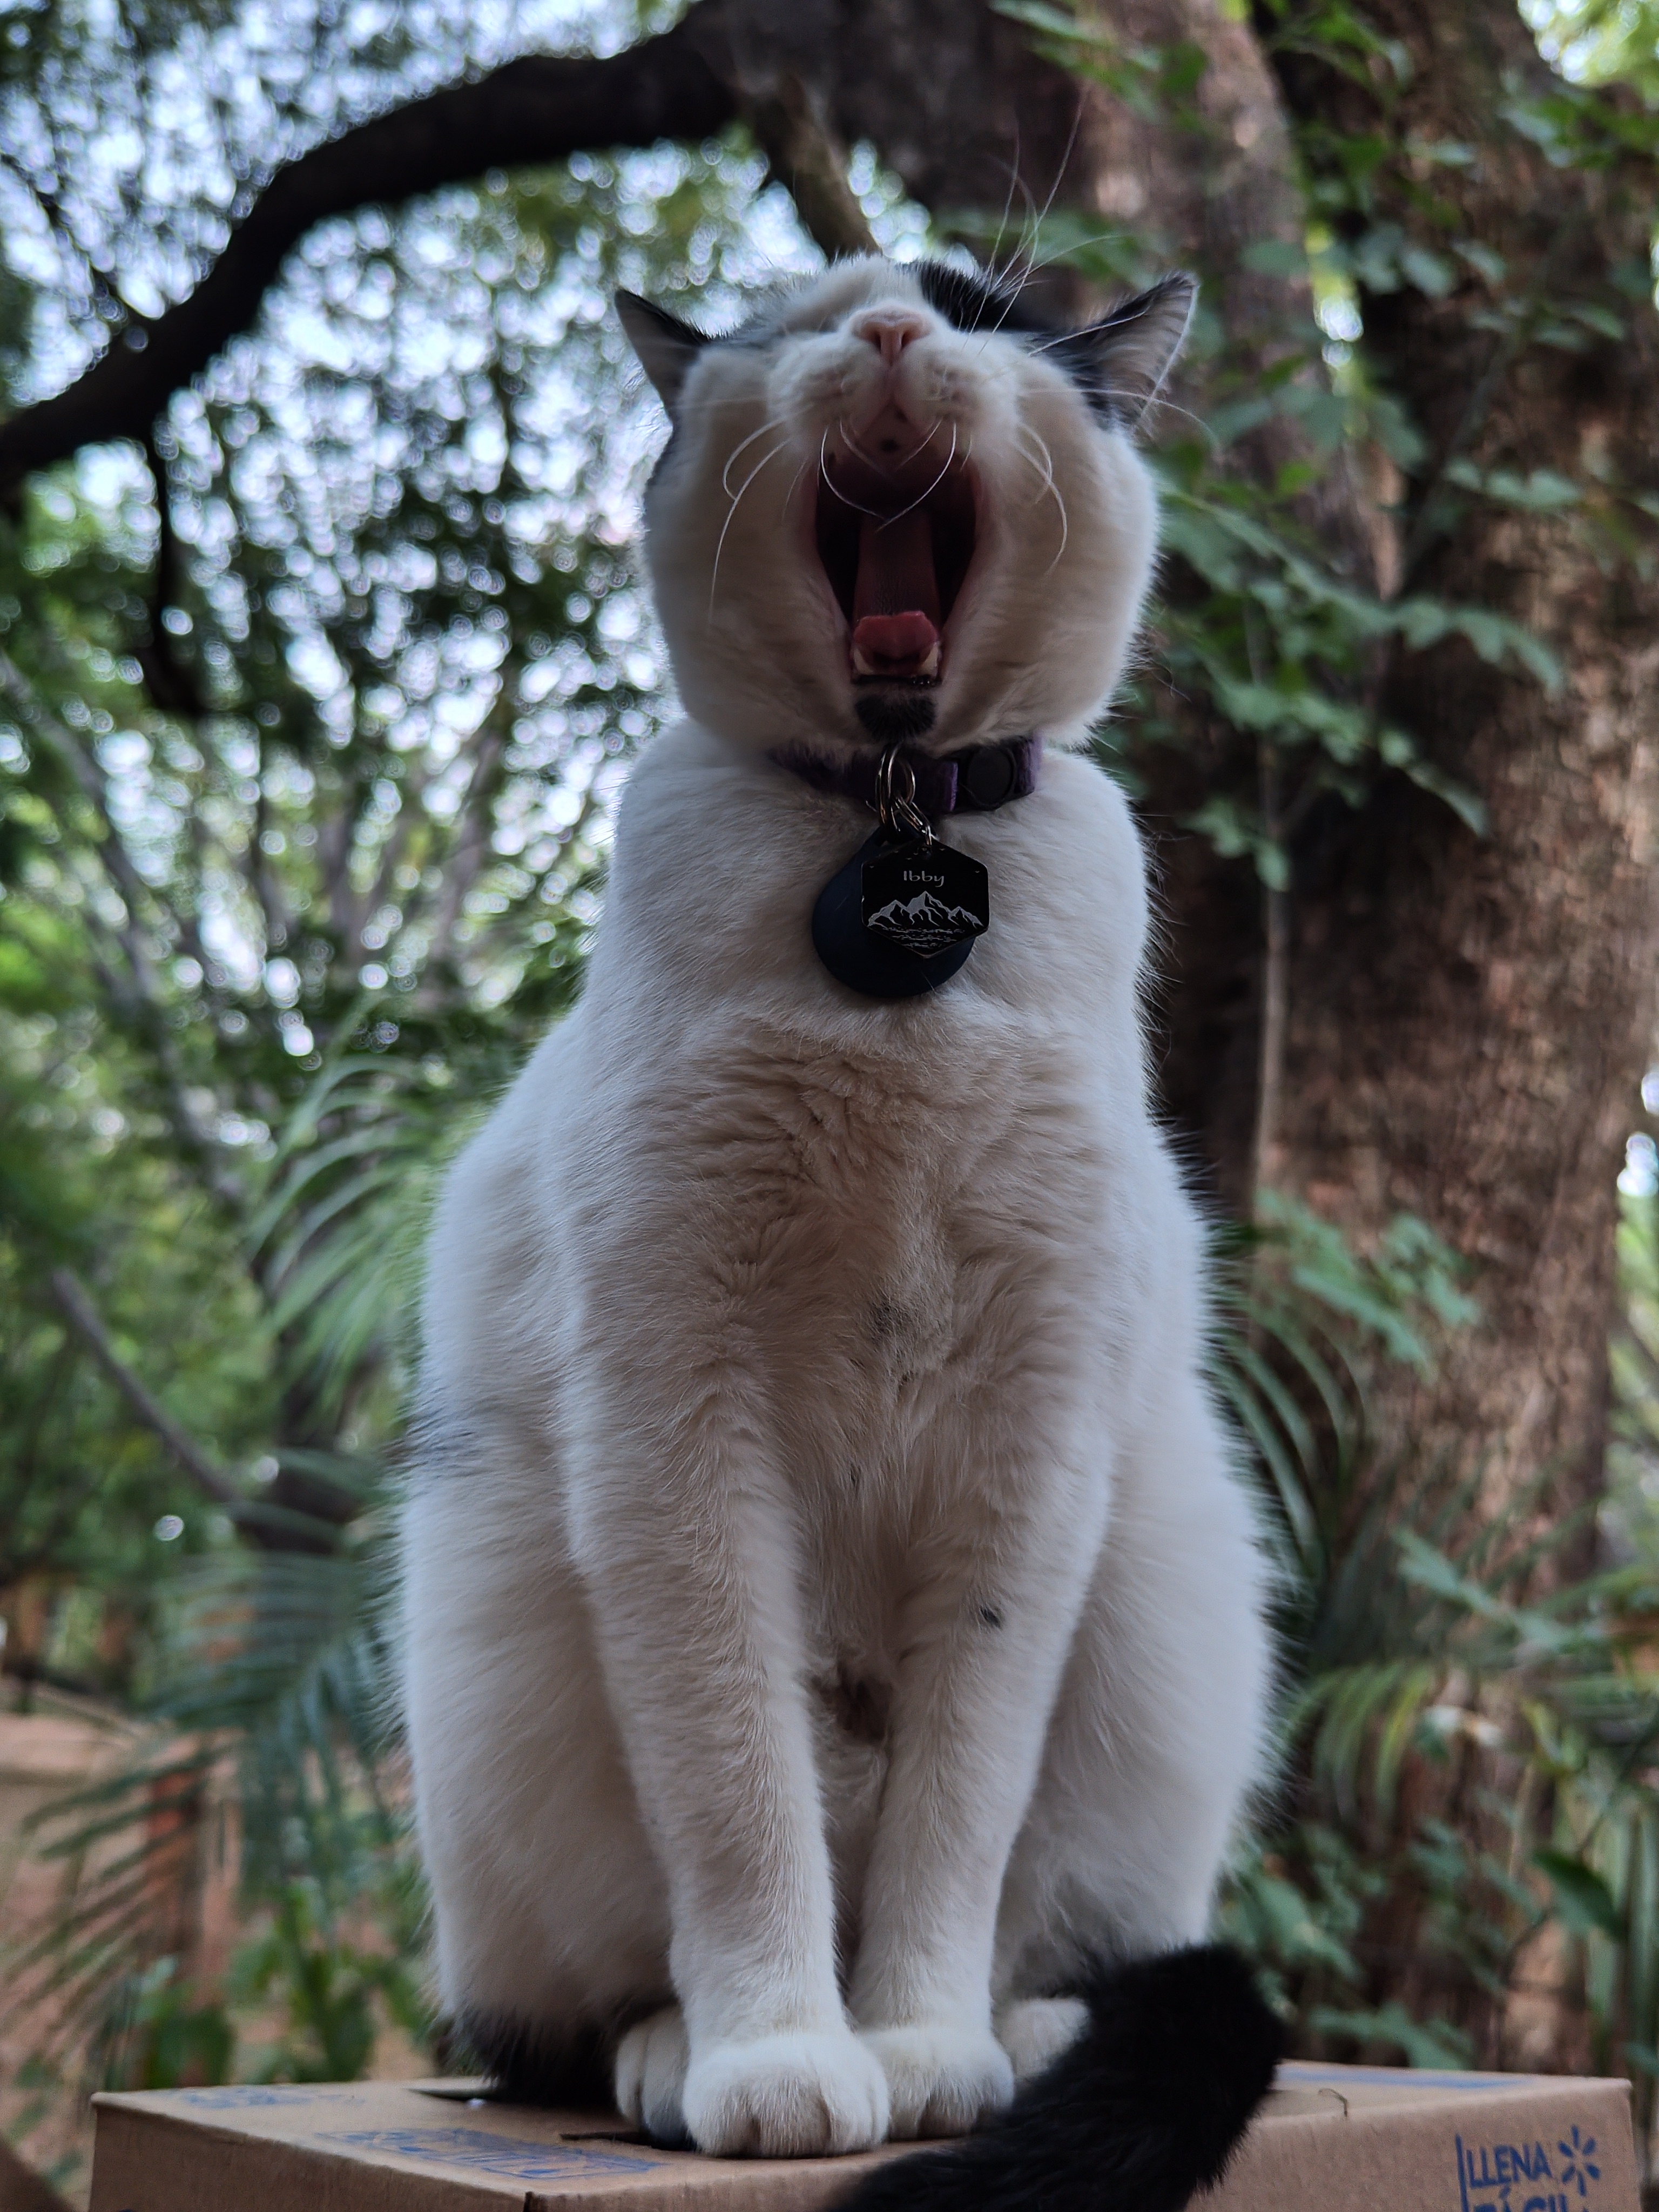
1259,1 -> 1659,1519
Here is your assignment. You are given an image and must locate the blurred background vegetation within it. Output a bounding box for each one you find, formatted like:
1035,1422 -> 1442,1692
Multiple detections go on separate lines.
2,0 -> 1658,2203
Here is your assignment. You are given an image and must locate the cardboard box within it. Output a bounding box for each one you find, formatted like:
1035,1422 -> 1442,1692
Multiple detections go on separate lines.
89,2061 -> 1643,2212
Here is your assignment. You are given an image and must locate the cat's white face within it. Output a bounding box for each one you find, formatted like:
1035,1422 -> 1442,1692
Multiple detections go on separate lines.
618,255 -> 1193,759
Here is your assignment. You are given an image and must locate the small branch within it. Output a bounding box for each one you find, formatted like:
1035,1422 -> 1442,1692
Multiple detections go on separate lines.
135,431 -> 205,719
1249,702 -> 1289,1210
0,14 -> 737,493
48,1270 -> 245,1512
1252,873 -> 1290,1209
740,72 -> 877,259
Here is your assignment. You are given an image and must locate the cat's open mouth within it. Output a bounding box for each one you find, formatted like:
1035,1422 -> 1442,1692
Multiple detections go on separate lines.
813,439 -> 977,687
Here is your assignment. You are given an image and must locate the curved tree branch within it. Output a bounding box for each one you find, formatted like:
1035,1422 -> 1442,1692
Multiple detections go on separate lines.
49,1268 -> 245,1512
0,14 -> 739,494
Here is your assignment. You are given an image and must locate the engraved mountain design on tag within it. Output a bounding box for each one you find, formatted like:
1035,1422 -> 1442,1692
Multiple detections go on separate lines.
862,841 -> 989,959
866,888 -> 987,957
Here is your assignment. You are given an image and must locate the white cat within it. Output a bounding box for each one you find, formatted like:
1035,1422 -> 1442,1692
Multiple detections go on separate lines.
400,254 -> 1276,2194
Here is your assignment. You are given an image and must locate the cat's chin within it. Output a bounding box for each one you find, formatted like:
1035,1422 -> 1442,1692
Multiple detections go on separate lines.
854,687 -> 938,744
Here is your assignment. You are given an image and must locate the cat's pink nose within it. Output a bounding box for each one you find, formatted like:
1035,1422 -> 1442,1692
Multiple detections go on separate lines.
853,309 -> 928,366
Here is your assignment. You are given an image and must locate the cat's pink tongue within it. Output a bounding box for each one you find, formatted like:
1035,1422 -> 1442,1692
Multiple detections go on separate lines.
851,611 -> 940,678
851,506 -> 941,679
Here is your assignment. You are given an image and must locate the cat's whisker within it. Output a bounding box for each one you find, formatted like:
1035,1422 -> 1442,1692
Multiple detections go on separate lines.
822,426 -> 901,523
984,131 -> 1024,283
886,417 -> 949,473
779,451 -> 810,519
981,110 -> 1082,344
1011,230 -> 1136,301
720,415 -> 791,498
1010,422 -> 1068,568
1032,110 -> 1082,243
1041,472 -> 1070,572
1138,393 -> 1218,445
707,435 -> 793,624
997,180 -> 1042,311
1016,424 -> 1057,511
837,414 -> 945,478
973,206 -> 1039,360
834,417 -> 881,471
871,422 -> 959,532
966,133 -> 1089,368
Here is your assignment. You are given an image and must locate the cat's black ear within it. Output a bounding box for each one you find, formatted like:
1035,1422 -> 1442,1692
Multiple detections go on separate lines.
615,291 -> 710,416
1048,273 -> 1197,431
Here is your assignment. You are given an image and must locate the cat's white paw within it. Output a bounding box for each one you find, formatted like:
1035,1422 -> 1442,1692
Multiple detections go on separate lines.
860,2022 -> 1014,2140
682,2028 -> 890,2156
994,1994 -> 1091,2084
615,2005 -> 691,2144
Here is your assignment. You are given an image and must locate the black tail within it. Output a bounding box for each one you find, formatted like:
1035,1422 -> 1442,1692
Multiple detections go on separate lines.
837,1945 -> 1283,2212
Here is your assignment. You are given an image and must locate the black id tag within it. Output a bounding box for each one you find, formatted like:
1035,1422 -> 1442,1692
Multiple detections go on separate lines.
811,831 -> 990,1000
863,840 -> 989,956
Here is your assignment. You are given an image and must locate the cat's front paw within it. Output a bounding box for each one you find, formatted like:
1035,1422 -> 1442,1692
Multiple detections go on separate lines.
860,2022 -> 1014,2140
682,2028 -> 890,2156
615,2005 -> 691,2146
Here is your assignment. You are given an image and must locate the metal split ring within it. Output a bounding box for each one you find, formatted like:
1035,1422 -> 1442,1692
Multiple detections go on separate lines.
876,747 -> 933,843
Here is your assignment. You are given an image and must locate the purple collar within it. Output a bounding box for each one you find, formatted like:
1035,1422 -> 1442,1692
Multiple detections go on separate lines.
768,735 -> 1042,819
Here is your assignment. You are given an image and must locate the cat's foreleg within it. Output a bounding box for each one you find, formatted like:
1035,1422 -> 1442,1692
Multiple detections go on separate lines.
568,1384 -> 888,2157
993,1370 -> 1271,2017
845,1456 -> 1105,2139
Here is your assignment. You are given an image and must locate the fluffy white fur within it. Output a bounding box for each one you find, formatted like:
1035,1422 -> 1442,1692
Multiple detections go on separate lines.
400,256 -> 1270,2160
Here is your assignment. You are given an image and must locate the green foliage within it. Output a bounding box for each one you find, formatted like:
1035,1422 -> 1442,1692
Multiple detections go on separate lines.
1526,0 -> 1659,102
102,1958 -> 237,2092
1607,1183 -> 1659,1560
232,1878 -> 429,2084
17,1523 -> 415,2088
998,0 -> 1656,889
1213,1195 -> 1478,1589
1216,1199 -> 1659,2100
0,115 -> 818,1647
0,41 -> 821,2100
68,1875 -> 429,2092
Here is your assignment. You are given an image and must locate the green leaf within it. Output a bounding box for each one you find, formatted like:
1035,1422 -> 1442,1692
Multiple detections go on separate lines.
1533,1850 -> 1624,1940
1399,242 -> 1457,298
990,0 -> 1097,36
1401,757 -> 1489,837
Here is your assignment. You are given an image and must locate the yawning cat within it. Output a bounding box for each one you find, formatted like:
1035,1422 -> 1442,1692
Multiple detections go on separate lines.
400,254 -> 1279,2206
